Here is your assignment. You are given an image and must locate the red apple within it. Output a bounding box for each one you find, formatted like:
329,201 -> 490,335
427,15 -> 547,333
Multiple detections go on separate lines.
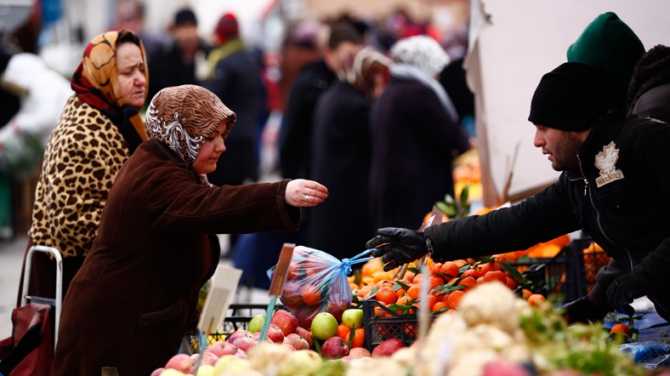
284,333 -> 310,350
201,350 -> 220,366
321,336 -> 349,359
207,341 -> 237,357
272,309 -> 299,336
294,306 -> 317,329
296,326 -> 313,346
165,353 -> 193,373
371,338 -> 405,357
267,324 -> 285,343
326,301 -> 348,322
150,368 -> 163,376
231,336 -> 257,352
235,348 -> 247,358
281,281 -> 304,308
226,329 -> 249,344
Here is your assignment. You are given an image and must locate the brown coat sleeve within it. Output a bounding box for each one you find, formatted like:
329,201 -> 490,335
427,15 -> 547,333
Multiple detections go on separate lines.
138,162 -> 300,234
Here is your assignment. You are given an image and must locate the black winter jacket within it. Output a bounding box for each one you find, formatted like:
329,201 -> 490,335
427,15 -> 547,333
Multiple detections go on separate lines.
426,113 -> 670,317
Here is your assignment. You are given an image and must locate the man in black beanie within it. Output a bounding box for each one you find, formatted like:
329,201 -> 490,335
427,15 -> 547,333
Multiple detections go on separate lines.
365,60 -> 670,324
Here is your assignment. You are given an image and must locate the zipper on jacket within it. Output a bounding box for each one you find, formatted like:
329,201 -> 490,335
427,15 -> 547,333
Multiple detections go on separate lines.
576,154 -> 634,272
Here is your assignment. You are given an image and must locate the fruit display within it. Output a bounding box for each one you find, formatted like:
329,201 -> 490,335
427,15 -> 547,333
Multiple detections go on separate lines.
154,282 -> 645,376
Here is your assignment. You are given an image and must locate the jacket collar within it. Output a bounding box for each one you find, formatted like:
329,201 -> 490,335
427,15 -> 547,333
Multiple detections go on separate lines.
141,139 -> 201,179
575,111 -> 626,177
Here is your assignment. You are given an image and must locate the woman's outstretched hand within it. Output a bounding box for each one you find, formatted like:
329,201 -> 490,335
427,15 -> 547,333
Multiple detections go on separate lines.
285,179 -> 329,207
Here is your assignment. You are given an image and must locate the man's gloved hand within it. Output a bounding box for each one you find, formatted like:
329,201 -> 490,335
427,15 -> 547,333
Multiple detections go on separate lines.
606,273 -> 645,309
366,227 -> 432,271
562,296 -> 609,324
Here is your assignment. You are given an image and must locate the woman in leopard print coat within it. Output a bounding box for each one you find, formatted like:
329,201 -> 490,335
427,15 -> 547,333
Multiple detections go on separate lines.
21,30 -> 149,301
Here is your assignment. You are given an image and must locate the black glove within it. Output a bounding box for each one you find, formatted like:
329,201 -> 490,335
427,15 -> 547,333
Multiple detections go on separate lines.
561,296 -> 609,324
366,227 -> 432,271
606,273 -> 645,309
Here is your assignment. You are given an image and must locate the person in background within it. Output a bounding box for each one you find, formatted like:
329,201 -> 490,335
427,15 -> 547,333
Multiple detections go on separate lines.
22,30 -> 149,302
204,12 -> 265,187
369,35 -> 470,230
147,7 -> 210,101
278,22 -> 364,180
54,85 -> 328,375
113,0 -> 164,59
626,45 -> 670,123
308,47 -> 390,259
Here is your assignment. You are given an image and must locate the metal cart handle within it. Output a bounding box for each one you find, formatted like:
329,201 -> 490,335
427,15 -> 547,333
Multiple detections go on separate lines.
21,245 -> 63,349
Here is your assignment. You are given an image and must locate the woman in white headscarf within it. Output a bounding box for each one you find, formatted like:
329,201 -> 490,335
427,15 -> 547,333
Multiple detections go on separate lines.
369,35 -> 470,229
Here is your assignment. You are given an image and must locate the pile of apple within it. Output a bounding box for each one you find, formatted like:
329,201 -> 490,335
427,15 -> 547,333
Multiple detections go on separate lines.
152,306 -> 408,376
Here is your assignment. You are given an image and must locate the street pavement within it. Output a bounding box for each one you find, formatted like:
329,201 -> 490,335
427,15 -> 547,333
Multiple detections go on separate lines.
0,236 -> 27,339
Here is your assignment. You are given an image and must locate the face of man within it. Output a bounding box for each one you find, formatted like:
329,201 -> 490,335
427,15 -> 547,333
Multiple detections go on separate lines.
173,24 -> 199,57
324,41 -> 362,75
533,125 -> 588,172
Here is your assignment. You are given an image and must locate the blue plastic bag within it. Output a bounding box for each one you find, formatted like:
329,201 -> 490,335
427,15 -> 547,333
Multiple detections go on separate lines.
271,246 -> 372,328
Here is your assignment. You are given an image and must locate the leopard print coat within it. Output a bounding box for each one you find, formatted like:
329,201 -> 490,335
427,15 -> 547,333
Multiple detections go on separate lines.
29,95 -> 131,257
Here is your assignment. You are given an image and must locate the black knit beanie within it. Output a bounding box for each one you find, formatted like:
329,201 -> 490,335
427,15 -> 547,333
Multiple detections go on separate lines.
528,62 -> 611,131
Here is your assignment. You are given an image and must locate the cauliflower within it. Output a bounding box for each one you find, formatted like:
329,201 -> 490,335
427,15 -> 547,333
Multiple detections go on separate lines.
346,357 -> 408,376
448,350 -> 498,376
458,282 -> 523,333
246,342 -> 293,375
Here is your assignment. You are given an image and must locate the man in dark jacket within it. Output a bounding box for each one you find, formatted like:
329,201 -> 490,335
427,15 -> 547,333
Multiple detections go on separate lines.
367,61 -> 670,323
147,7 -> 210,101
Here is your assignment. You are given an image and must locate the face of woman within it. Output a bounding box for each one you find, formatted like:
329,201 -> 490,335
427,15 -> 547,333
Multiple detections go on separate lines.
193,124 -> 227,174
115,42 -> 146,108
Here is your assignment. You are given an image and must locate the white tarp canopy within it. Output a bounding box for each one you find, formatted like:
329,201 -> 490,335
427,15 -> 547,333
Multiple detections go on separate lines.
466,0 -> 670,205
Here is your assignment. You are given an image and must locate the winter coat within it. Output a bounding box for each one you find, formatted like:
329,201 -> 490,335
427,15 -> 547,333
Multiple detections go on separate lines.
278,59 -> 336,179
425,112 -> 670,319
369,76 -> 470,229
53,140 -> 299,376
205,40 -> 265,185
308,81 -> 373,259
627,45 -> 670,122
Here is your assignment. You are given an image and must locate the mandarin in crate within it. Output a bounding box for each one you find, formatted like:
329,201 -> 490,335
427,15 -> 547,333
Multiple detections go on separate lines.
362,258 -> 383,277
375,288 -> 397,305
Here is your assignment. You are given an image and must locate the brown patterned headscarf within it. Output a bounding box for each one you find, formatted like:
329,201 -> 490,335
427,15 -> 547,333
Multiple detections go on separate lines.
70,30 -> 150,148
146,85 -> 236,163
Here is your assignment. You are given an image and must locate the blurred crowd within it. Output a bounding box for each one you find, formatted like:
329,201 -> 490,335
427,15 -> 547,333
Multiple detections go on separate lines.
0,0 -> 475,288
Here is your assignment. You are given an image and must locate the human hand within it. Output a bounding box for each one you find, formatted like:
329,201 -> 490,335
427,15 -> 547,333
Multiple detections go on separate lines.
606,273 -> 645,309
562,296 -> 608,324
365,227 -> 432,271
285,179 -> 328,207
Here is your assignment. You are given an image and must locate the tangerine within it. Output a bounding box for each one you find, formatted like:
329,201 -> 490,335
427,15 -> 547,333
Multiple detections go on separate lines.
375,288 -> 397,305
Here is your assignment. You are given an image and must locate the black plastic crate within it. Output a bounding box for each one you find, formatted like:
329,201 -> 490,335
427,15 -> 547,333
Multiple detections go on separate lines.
362,299 -> 427,350
182,303 -> 283,354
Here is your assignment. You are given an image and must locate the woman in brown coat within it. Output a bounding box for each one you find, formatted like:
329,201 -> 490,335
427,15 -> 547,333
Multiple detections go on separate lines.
53,85 -> 328,375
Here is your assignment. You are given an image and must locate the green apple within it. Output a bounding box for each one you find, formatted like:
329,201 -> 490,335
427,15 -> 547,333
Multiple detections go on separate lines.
311,312 -> 338,340
341,308 -> 364,329
248,313 -> 266,333
213,355 -> 251,375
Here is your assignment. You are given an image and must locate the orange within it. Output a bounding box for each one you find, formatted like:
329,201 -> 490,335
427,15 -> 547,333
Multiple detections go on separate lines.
362,258 -> 383,277
425,294 -> 438,311
446,290 -> 465,309
407,285 -> 420,300
430,262 -> 443,274
440,261 -> 460,277
476,276 -> 485,285
395,288 -> 406,299
522,288 -> 532,300
453,259 -> 467,268
432,301 -> 448,312
403,271 -> 416,284
483,270 -> 507,283
475,262 -> 493,275
375,288 -> 398,305
610,323 -> 630,336
337,324 -> 350,340
351,328 -> 365,348
301,285 -> 321,306
396,295 -> 412,306
527,294 -> 545,307
459,276 -> 477,289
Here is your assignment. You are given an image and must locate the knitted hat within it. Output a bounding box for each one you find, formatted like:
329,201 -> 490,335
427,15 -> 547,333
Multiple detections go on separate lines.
174,7 -> 198,27
567,12 -> 644,105
214,12 -> 239,43
390,35 -> 450,77
528,63 -> 610,131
